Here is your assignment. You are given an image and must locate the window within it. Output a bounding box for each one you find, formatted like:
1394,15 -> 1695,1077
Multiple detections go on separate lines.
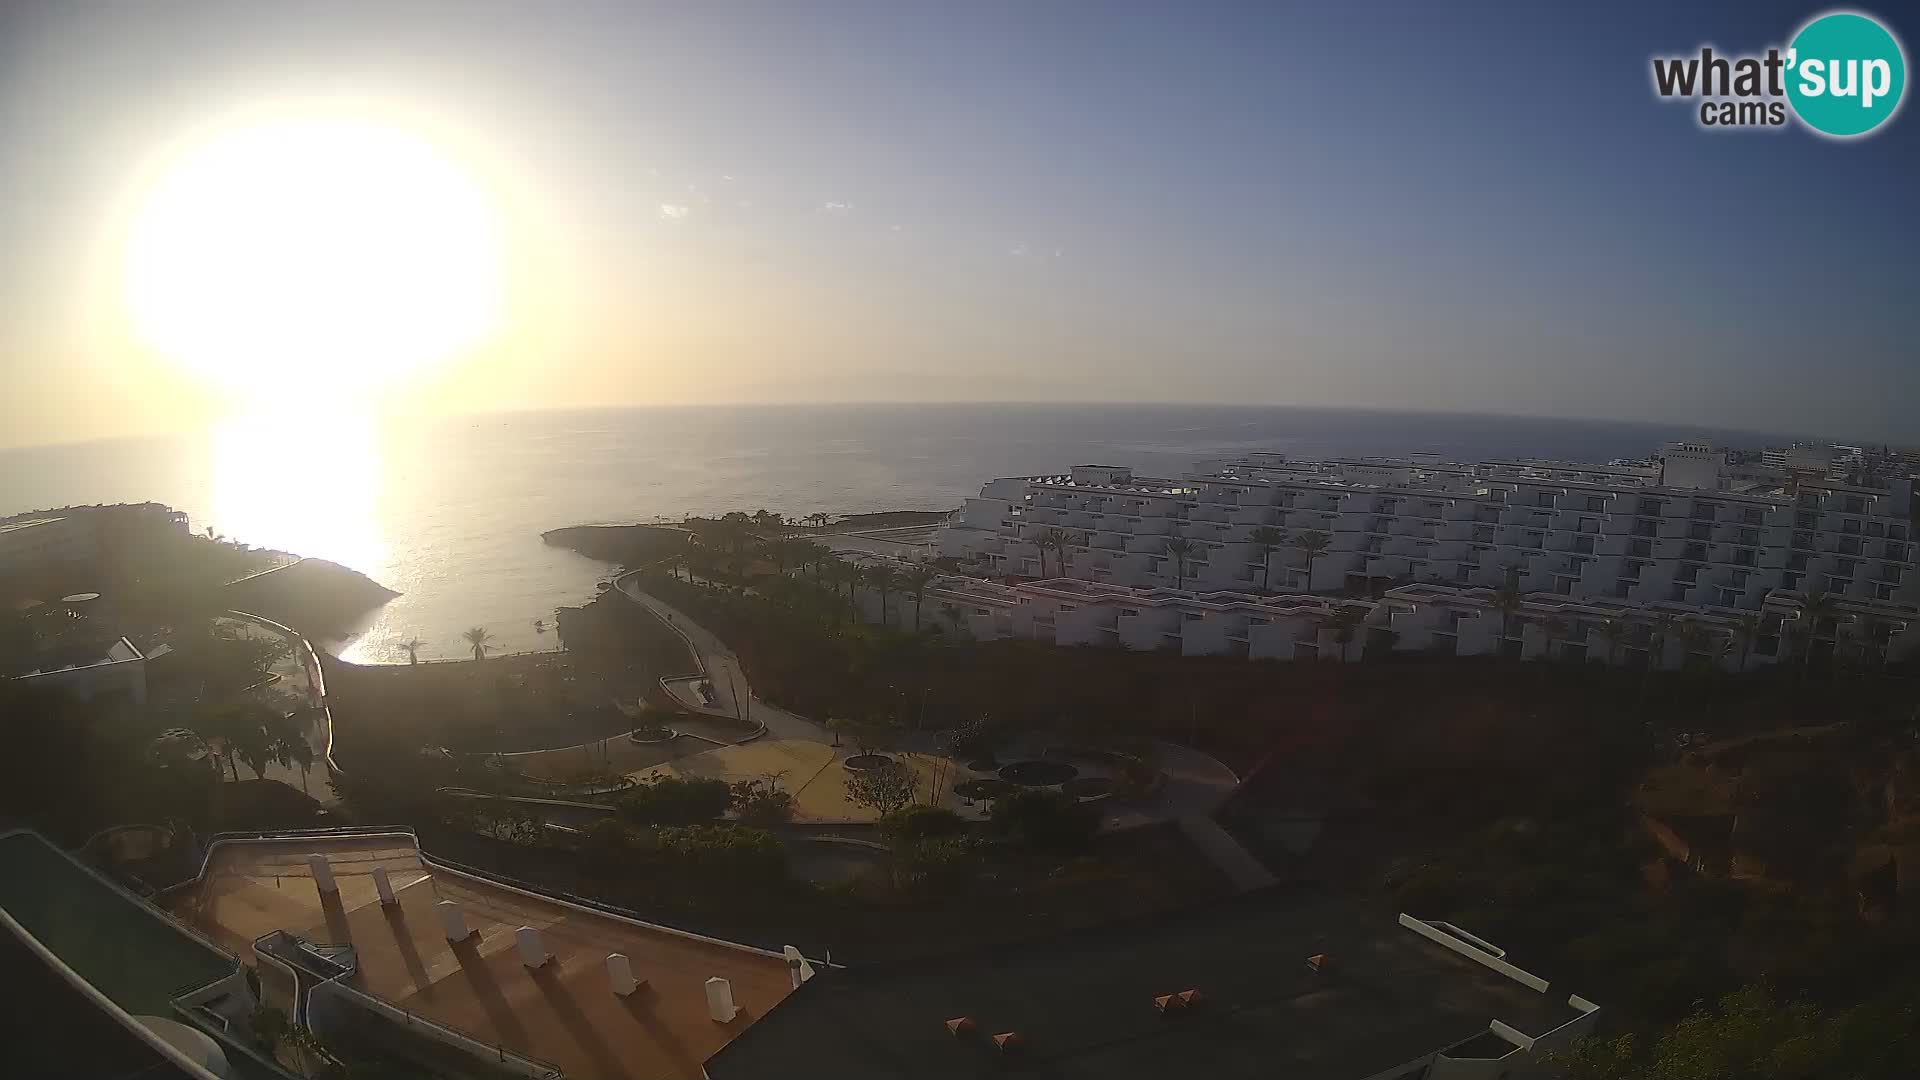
1638,498 -> 1663,516
1843,519 -> 1862,535
1733,549 -> 1755,567
1688,523 -> 1712,541
1796,512 -> 1819,529
1677,564 -> 1700,583
1587,496 -> 1608,512
1630,539 -> 1653,558
1537,492 -> 1555,507
1683,543 -> 1707,561
1737,527 -> 1760,545
1846,497 -> 1867,514
1742,507 -> 1764,525
1693,502 -> 1719,521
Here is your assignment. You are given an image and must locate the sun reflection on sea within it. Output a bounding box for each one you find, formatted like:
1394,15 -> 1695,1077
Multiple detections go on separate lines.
209,408 -> 390,587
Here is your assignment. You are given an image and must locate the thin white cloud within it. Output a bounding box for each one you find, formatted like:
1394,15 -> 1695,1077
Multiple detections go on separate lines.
821,201 -> 853,213
659,203 -> 690,220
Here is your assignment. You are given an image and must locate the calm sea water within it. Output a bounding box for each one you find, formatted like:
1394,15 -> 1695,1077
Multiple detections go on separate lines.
0,404 -> 1802,662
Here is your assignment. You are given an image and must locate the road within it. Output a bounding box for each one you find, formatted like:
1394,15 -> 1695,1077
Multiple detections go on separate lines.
614,575 -> 828,743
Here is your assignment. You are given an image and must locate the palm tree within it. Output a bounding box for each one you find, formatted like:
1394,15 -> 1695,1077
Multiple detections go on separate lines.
1248,526 -> 1288,591
1037,528 -> 1069,578
868,565 -> 898,627
1795,591 -> 1841,681
462,626 -> 494,662
399,637 -> 426,665
1054,531 -> 1084,580
844,565 -> 865,619
1594,617 -> 1626,668
1539,616 -> 1570,662
1643,612 -> 1676,671
1723,611 -> 1761,673
1162,537 -> 1196,590
1671,619 -> 1708,673
1326,604 -> 1367,660
1492,569 -> 1525,657
939,602 -> 966,637
1292,530 -> 1331,592
904,566 -> 937,631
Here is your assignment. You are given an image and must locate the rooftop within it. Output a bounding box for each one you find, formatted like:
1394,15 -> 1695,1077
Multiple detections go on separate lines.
0,516 -> 63,536
165,834 -> 799,1080
706,890 -> 1586,1080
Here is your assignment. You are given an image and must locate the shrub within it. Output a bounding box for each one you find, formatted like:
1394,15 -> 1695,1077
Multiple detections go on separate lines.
879,805 -> 966,843
892,836 -> 982,896
989,789 -> 1098,852
247,1004 -> 290,1050
730,778 -> 796,825
845,759 -> 919,816
655,824 -> 788,888
616,776 -> 734,824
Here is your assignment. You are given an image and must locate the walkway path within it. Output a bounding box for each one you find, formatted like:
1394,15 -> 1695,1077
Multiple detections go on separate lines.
612,571 -> 1279,889
613,575 -> 828,743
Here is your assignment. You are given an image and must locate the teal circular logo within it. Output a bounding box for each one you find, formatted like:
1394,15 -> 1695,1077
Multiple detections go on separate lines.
1786,12 -> 1907,137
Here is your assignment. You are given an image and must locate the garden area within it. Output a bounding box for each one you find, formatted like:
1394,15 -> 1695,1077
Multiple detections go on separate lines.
416,773 -> 1231,964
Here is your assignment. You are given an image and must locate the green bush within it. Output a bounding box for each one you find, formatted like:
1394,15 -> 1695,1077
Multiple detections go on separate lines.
730,778 -> 796,825
989,789 -> 1098,852
616,776 -> 734,824
656,823 -> 788,888
880,805 -> 967,843
892,836 -> 982,896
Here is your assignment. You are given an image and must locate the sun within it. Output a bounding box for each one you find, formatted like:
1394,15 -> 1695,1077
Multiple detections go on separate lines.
123,116 -> 505,401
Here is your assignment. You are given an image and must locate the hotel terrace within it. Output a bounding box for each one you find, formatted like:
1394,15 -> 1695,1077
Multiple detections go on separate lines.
929,452 -> 1919,669
3,828 -> 1600,1080
0,828 -> 806,1080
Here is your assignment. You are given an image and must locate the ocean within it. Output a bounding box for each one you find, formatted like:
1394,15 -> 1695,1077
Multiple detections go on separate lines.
0,403 -> 1804,663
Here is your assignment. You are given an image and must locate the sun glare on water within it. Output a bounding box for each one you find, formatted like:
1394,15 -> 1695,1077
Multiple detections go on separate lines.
123,116 -> 506,403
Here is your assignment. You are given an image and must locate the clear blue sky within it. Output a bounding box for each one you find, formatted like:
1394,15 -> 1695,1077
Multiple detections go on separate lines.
1,0 -> 1915,446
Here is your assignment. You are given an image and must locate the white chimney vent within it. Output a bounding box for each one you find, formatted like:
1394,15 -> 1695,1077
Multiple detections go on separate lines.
437,900 -> 470,941
306,854 -> 337,894
706,976 -> 739,1022
607,953 -> 639,996
371,865 -> 397,906
782,945 -> 815,985
517,926 -> 550,968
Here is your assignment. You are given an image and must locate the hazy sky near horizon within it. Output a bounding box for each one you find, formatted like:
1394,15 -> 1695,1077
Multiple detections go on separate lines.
1,0 -> 1916,449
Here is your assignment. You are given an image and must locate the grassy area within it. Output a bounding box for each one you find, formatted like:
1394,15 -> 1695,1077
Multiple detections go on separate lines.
418,818 -> 1231,964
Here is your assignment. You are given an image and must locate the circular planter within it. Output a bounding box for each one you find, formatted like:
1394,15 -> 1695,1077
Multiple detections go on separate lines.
954,778 -> 1014,800
1061,777 -> 1114,800
965,757 -> 1000,773
843,753 -> 894,771
627,727 -> 675,745
997,760 -> 1079,786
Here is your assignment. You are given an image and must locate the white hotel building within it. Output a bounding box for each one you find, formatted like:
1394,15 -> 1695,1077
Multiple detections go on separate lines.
926,452 -> 1919,669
